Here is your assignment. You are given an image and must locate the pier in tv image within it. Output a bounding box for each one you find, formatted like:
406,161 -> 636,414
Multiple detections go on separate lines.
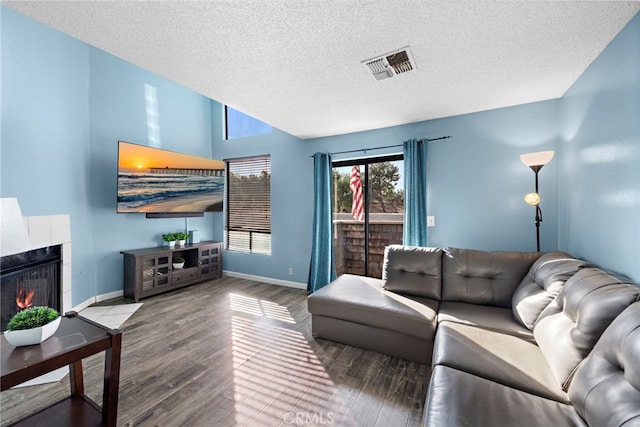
117,141 -> 225,213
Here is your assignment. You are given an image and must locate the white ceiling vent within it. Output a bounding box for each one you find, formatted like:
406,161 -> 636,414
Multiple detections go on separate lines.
363,47 -> 416,81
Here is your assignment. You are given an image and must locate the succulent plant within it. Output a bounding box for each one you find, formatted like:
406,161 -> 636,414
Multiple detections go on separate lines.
174,232 -> 189,241
7,306 -> 59,331
162,233 -> 177,242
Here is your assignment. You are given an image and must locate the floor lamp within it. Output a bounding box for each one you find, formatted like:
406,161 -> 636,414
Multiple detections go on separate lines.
519,151 -> 554,252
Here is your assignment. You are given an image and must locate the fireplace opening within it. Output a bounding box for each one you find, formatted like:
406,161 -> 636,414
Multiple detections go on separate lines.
1,245 -> 62,331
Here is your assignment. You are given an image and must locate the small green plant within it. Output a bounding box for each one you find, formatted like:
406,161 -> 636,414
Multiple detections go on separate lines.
162,233 -> 177,242
7,306 -> 59,331
173,256 -> 185,263
175,232 -> 189,241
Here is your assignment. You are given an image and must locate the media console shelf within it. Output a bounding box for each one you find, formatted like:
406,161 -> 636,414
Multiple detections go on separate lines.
121,241 -> 222,302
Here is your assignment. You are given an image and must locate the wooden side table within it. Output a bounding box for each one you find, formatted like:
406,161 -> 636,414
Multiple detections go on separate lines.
1,312 -> 122,426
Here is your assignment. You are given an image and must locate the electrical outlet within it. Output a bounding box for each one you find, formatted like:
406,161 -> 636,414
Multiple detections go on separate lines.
288,267 -> 293,275
427,216 -> 435,227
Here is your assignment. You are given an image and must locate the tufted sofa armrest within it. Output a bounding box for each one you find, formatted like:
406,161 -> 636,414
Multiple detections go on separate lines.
534,268 -> 640,390
568,301 -> 640,427
511,251 -> 592,329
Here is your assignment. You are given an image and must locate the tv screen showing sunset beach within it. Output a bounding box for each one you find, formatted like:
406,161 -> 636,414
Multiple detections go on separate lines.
117,141 -> 225,213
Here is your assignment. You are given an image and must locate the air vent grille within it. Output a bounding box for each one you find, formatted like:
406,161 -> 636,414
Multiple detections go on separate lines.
363,47 -> 415,80
387,50 -> 413,74
364,58 -> 393,80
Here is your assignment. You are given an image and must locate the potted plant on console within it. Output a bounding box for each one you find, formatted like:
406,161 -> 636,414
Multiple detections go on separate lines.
173,256 -> 185,270
4,306 -> 61,347
175,232 -> 189,246
163,233 -> 177,248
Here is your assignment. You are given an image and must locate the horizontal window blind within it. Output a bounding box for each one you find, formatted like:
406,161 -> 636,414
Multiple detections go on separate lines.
226,156 -> 271,254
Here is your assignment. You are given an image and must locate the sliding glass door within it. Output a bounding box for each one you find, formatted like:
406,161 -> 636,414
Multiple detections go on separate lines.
332,155 -> 404,278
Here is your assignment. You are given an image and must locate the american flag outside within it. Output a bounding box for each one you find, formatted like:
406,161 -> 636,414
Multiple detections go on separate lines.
350,166 -> 364,221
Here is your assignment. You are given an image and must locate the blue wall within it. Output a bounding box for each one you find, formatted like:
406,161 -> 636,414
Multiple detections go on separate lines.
1,7 -> 218,305
1,7 -> 95,305
211,102 -> 309,283
211,100 -> 559,285
558,12 -> 640,282
306,101 -> 559,253
87,48 -> 219,299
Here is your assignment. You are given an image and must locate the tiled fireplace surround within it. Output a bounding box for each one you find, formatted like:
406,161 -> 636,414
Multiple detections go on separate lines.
20,215 -> 73,314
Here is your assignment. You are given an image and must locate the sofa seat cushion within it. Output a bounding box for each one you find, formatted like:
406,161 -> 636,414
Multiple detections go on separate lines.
438,301 -> 533,341
307,274 -> 438,341
433,321 -> 568,402
423,365 -> 586,427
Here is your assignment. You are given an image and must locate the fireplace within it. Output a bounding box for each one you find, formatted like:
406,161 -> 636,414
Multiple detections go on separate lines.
1,245 -> 62,331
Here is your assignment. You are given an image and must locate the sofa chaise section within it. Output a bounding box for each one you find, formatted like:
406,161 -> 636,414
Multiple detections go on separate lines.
307,273 -> 438,364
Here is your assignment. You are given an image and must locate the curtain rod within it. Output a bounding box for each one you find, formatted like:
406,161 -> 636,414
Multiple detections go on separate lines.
310,135 -> 451,157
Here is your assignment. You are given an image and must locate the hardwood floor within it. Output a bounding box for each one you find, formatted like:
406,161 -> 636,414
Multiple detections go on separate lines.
1,276 -> 430,426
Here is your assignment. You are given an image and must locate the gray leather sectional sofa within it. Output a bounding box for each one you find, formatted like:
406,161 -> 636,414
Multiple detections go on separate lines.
307,246 -> 640,426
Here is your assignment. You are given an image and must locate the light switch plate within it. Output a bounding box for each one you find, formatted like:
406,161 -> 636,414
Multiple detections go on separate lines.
427,216 -> 435,227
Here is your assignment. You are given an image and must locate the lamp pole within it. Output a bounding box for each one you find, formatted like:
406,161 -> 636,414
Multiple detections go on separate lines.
531,166 -> 542,252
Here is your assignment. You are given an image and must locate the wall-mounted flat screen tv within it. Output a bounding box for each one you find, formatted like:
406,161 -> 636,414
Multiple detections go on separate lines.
117,141 -> 225,215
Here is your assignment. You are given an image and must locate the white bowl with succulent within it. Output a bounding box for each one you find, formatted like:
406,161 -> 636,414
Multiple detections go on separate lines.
172,256 -> 185,270
3,306 -> 61,347
163,233 -> 177,248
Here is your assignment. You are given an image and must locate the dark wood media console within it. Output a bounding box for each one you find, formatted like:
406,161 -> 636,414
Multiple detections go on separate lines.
121,241 -> 222,302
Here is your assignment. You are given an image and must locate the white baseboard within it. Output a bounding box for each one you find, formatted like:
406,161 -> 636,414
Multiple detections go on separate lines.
71,276 -> 302,313
72,297 -> 95,313
96,290 -> 124,302
71,290 -> 125,312
223,270 -> 307,290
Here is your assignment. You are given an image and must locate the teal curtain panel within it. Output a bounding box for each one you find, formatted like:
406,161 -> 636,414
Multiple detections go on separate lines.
403,139 -> 428,246
308,153 -> 337,292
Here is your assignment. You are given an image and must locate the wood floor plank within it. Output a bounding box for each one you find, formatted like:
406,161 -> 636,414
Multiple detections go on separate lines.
1,276 -> 429,426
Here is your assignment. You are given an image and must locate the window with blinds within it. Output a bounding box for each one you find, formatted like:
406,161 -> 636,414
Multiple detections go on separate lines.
225,155 -> 271,254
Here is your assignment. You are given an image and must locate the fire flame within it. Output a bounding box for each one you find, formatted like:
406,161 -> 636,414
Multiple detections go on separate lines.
16,289 -> 35,310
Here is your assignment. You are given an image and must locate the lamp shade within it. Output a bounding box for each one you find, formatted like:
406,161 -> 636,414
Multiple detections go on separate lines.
520,151 -> 554,167
524,192 -> 540,206
1,198 -> 32,256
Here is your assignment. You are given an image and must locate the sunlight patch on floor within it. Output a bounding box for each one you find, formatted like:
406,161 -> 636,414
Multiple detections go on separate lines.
230,293 -> 296,324
230,315 -> 357,426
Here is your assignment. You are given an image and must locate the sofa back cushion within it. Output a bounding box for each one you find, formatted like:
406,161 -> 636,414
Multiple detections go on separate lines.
382,245 -> 442,299
534,268 -> 640,390
568,301 -> 640,427
441,248 -> 539,308
512,252 -> 592,329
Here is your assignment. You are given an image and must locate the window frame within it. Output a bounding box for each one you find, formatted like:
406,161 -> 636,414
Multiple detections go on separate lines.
332,154 -> 403,276
224,105 -> 272,141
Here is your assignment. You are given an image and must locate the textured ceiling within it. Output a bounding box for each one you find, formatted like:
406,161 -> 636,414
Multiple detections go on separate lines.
3,1 -> 639,139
